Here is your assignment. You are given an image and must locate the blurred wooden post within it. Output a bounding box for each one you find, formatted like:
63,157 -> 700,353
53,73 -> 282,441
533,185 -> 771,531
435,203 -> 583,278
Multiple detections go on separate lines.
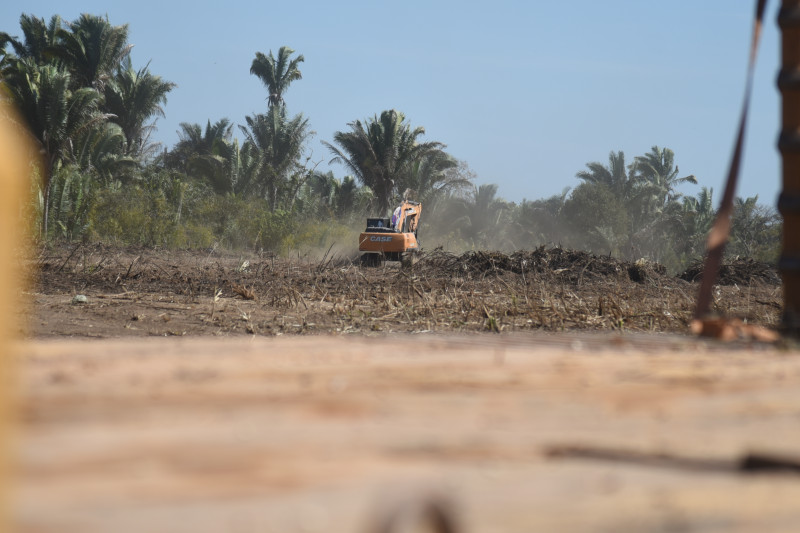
779,0 -> 800,331
0,97 -> 34,531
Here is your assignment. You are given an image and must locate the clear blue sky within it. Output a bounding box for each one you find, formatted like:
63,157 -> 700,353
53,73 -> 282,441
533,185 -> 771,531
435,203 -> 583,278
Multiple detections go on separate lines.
1,1 -> 782,206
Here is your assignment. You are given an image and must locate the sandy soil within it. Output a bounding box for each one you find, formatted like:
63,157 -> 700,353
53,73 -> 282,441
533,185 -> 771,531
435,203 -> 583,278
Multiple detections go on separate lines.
15,333 -> 800,533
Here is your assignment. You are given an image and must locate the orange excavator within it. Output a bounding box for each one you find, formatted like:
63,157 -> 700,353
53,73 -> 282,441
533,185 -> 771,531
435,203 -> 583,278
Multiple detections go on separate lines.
359,200 -> 422,266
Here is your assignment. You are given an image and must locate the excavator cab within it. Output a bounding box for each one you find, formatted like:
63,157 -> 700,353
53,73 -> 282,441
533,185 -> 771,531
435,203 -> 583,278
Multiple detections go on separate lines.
359,200 -> 422,266
366,218 -> 391,230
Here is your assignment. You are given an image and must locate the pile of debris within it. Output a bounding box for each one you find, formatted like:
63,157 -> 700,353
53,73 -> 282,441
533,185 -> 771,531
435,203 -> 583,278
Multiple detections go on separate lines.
679,258 -> 780,286
416,247 -> 669,284
417,248 -> 780,287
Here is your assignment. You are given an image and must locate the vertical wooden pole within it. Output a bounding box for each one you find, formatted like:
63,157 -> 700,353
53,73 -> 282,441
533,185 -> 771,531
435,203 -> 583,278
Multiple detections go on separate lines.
0,98 -> 35,531
779,1 -> 800,330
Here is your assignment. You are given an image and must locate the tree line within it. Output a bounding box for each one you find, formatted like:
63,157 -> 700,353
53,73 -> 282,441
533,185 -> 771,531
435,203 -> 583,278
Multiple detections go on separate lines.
0,13 -> 780,271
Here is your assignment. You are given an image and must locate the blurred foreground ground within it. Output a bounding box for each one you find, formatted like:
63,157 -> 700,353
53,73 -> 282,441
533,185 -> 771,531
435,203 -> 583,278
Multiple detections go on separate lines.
15,333 -> 800,532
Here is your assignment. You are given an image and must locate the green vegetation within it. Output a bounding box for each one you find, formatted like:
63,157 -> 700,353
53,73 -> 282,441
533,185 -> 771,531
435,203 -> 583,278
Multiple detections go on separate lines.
0,13 -> 781,272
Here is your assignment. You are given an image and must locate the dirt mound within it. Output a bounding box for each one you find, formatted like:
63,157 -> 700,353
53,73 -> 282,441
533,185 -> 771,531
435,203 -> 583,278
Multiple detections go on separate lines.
417,247 -> 668,284
678,258 -> 780,286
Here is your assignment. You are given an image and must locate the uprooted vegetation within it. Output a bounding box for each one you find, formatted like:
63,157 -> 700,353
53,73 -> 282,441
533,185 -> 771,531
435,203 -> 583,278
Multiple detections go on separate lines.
32,244 -> 781,337
678,257 -> 781,286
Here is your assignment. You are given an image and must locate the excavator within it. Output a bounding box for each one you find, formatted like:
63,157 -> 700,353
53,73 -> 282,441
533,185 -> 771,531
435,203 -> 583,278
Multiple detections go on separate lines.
359,200 -> 422,266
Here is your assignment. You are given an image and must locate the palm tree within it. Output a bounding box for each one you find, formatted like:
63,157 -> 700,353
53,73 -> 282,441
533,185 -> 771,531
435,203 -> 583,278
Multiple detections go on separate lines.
730,195 -> 780,259
563,182 -> 630,255
622,146 -> 698,262
0,14 -> 62,66
249,46 -> 303,108
680,187 -> 715,258
632,145 -> 697,207
400,150 -> 469,204
3,59 -> 107,236
239,106 -> 311,210
169,119 -> 235,193
47,163 -> 95,240
302,172 -> 369,219
335,175 -> 373,218
72,121 -> 134,182
452,183 -> 510,248
2,13 -> 170,238
308,171 -> 340,210
53,14 -> 131,92
103,57 -> 176,158
575,150 -> 633,199
324,110 -> 445,214
515,187 -> 571,248
227,139 -> 262,196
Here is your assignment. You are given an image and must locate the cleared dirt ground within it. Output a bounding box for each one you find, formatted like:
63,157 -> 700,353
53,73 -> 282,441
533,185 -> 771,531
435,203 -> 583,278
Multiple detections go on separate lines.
18,245 -> 800,532
31,244 -> 781,337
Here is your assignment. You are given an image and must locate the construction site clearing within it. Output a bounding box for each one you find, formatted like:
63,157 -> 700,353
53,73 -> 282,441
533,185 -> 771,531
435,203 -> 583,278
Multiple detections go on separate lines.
17,244 -> 800,532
